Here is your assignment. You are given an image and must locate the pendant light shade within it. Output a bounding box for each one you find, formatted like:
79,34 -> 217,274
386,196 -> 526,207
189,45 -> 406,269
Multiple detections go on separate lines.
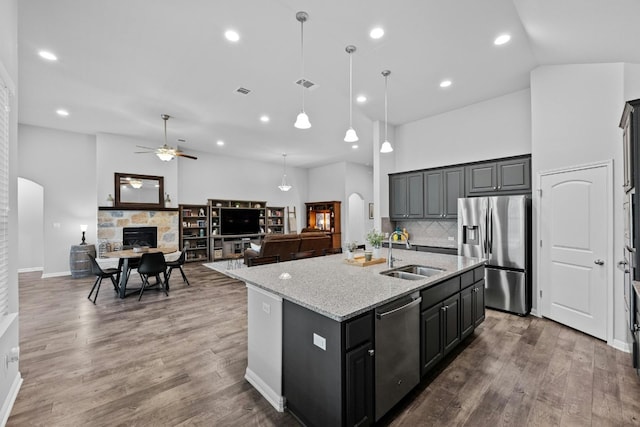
380,70 -> 393,153
344,45 -> 359,143
294,12 -> 311,129
278,153 -> 292,192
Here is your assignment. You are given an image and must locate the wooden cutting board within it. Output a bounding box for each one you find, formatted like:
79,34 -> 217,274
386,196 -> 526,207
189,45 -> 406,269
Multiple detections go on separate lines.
344,256 -> 386,267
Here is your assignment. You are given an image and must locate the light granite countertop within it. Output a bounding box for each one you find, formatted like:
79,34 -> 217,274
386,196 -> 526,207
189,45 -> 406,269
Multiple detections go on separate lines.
225,248 -> 484,322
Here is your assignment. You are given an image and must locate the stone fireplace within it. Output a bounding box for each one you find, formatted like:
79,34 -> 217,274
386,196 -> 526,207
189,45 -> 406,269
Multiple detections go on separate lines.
97,208 -> 179,255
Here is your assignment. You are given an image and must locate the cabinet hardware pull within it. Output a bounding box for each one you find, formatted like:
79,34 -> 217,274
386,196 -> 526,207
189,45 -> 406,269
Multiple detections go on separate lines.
594,259 -> 605,265
368,349 -> 375,357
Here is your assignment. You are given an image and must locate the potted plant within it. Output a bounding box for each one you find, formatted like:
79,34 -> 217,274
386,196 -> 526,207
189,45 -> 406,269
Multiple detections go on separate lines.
366,228 -> 384,258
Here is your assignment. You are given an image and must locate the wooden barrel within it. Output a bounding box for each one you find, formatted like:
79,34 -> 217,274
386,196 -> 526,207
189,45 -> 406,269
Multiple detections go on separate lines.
69,244 -> 96,278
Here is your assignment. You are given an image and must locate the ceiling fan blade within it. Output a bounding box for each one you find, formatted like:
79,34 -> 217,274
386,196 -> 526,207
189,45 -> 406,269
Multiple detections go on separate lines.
136,145 -> 158,150
175,153 -> 198,160
134,151 -> 154,154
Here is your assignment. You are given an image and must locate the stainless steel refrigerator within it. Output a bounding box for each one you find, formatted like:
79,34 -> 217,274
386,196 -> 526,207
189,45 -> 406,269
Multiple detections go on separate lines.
458,195 -> 531,315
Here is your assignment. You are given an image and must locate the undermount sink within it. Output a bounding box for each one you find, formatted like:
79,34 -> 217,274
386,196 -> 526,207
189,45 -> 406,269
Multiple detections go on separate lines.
380,265 -> 445,280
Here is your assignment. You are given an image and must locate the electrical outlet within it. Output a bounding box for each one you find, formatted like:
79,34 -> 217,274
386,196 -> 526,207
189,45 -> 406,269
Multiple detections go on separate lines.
262,302 -> 270,314
448,236 -> 454,241
313,333 -> 326,351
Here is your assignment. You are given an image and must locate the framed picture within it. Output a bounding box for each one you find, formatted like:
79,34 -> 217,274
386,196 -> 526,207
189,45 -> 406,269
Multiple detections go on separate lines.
369,203 -> 374,219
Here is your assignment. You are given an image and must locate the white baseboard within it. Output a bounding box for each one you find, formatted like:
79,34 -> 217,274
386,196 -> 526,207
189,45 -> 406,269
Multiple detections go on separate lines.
612,338 -> 631,353
245,367 -> 285,412
0,372 -> 22,426
17,267 -> 43,273
41,271 -> 71,278
530,308 -> 540,317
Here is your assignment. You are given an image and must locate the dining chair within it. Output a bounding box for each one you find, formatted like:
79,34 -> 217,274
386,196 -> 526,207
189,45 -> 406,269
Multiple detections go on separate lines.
290,250 -> 315,260
247,255 -> 280,267
137,252 -> 168,301
87,254 -> 120,304
166,251 -> 190,288
323,247 -> 343,255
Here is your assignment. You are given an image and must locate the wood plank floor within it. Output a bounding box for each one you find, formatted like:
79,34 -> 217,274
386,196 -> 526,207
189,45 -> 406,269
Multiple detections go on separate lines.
7,264 -> 640,426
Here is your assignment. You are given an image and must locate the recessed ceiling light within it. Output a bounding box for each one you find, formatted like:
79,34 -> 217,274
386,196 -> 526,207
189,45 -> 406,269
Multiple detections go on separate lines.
356,95 -> 367,103
216,140 -> 224,146
56,109 -> 69,116
352,144 -> 359,149
494,34 -> 511,46
439,80 -> 452,88
38,50 -> 58,61
369,27 -> 384,39
225,30 -> 240,42
260,115 -> 270,123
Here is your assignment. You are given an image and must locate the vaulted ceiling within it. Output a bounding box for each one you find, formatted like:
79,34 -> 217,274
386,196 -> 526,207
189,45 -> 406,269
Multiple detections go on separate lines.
17,0 -> 640,168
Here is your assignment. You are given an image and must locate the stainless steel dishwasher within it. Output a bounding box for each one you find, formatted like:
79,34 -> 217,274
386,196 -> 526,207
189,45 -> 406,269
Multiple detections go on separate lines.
375,291 -> 421,421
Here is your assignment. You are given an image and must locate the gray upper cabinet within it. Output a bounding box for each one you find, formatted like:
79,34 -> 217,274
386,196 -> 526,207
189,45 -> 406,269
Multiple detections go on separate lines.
424,167 -> 464,219
466,157 -> 530,195
390,172 -> 424,219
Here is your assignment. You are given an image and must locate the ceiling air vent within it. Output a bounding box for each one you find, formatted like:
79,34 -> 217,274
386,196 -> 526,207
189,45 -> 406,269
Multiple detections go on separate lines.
236,87 -> 251,95
295,78 -> 318,90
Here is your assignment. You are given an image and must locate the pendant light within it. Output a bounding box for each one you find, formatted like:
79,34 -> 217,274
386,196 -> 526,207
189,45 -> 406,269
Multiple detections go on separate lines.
344,45 -> 358,143
278,153 -> 292,192
380,70 -> 393,153
294,11 -> 311,129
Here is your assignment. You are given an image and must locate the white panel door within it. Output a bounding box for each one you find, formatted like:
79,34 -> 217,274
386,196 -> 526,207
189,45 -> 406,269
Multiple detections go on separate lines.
539,165 -> 609,340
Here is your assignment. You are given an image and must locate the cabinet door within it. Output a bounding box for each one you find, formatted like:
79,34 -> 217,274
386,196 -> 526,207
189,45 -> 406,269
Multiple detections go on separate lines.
442,294 -> 460,356
390,175 -> 408,219
466,163 -> 497,194
345,342 -> 374,427
424,170 -> 443,219
443,167 -> 464,219
460,286 -> 474,339
420,304 -> 443,375
497,158 -> 530,192
473,280 -> 485,327
407,173 -> 424,218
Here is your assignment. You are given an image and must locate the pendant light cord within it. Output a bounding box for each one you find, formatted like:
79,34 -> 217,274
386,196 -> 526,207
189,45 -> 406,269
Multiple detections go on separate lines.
349,51 -> 353,127
384,74 -> 388,141
300,17 -> 305,111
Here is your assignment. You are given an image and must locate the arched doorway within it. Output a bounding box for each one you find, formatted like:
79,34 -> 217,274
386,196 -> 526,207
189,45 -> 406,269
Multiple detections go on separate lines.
347,193 -> 365,246
18,177 -> 44,272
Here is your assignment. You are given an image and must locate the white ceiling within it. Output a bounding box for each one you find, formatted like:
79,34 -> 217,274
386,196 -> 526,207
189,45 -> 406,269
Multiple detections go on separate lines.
17,0 -> 640,168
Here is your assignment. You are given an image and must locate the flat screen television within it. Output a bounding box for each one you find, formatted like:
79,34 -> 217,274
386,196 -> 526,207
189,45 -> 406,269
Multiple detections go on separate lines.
221,208 -> 262,235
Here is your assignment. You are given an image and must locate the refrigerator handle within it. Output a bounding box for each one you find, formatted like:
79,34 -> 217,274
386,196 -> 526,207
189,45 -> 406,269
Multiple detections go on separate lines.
488,207 -> 493,254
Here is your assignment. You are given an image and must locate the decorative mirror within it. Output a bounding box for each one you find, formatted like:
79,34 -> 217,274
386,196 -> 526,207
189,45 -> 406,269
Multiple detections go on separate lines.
114,173 -> 164,209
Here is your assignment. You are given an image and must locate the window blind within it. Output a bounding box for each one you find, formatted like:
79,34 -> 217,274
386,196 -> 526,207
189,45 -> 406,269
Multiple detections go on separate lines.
0,76 -> 9,317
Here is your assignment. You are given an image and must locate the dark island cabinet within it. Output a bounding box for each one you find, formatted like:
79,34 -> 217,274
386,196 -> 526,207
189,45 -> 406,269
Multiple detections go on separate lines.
420,266 -> 485,377
424,167 -> 464,220
390,172 -> 424,219
466,157 -> 531,195
283,301 -> 374,427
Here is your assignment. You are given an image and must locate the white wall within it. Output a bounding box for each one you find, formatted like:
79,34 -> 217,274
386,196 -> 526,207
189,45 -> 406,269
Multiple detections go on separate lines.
96,133 -> 178,207
0,0 -> 20,422
17,178 -> 43,271
18,125 -> 97,276
178,150 -> 309,231
345,162 -> 374,242
394,89 -> 532,172
531,63 -> 640,348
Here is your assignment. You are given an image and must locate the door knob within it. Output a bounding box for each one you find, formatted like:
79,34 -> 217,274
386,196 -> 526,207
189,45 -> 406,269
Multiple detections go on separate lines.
594,259 -> 605,265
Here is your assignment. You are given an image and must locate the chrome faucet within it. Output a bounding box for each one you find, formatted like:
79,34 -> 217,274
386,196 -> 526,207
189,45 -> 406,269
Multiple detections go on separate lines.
388,231 -> 411,268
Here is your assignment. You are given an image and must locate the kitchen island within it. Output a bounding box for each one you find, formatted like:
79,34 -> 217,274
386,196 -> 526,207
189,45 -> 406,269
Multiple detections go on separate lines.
226,249 -> 485,426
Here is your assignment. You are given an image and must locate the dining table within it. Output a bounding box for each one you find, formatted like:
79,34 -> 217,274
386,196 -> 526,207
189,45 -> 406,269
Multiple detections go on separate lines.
102,247 -> 177,298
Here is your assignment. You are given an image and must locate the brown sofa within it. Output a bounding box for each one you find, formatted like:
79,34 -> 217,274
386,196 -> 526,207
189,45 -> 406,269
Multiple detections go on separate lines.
244,231 -> 331,265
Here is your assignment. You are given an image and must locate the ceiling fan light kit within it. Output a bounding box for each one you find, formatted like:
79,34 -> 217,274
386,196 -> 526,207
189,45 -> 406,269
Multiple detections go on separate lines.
294,11 -> 312,130
136,114 -> 198,161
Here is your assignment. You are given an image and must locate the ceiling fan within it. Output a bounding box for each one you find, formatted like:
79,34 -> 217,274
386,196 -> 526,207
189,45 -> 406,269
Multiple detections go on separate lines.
135,114 -> 198,161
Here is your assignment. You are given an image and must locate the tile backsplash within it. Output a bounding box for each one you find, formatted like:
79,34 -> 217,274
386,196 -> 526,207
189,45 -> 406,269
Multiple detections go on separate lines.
395,219 -> 458,248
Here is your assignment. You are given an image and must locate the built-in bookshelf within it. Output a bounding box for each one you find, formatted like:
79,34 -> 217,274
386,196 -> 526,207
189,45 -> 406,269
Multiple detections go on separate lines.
179,204 -> 210,262
266,207 -> 285,234
305,201 -> 341,249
